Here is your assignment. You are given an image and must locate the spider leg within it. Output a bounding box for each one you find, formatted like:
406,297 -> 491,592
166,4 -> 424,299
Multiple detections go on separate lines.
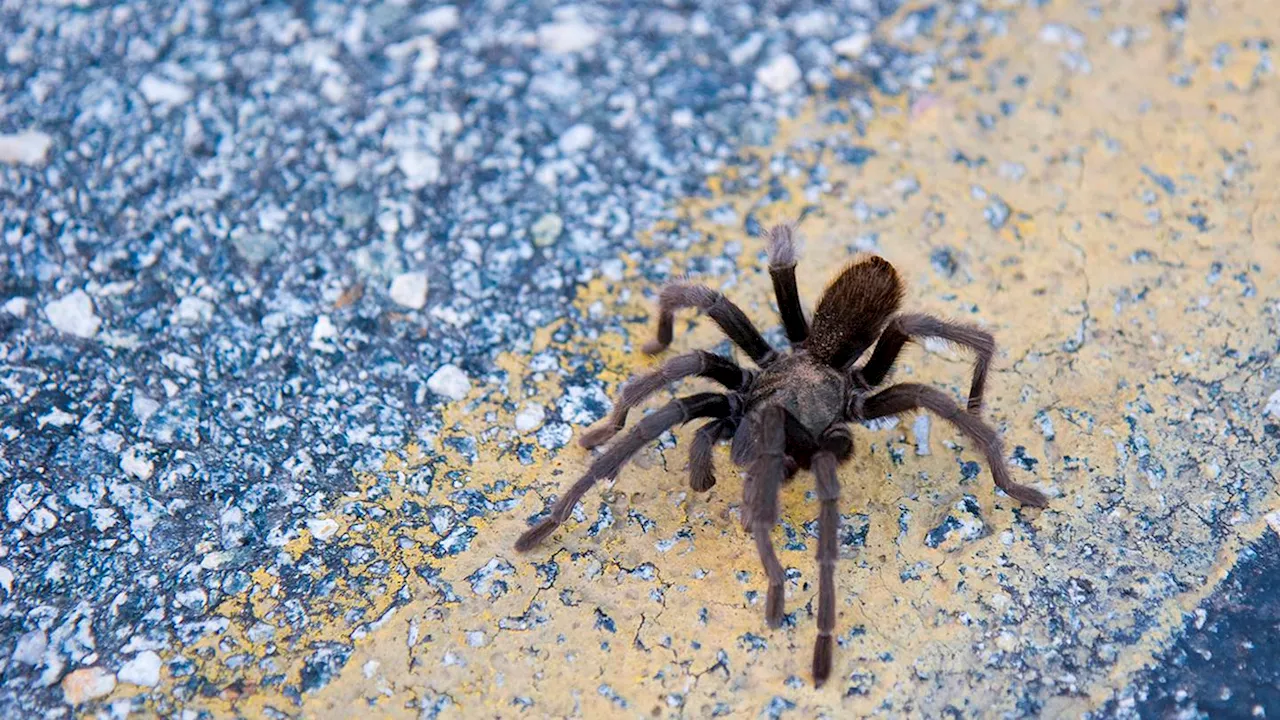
810,425 -> 853,687
743,406 -> 788,628
688,417 -> 735,492
765,223 -> 809,344
642,282 -> 777,366
581,351 -> 753,449
856,314 -> 995,414
515,393 -> 732,552
859,383 -> 1049,507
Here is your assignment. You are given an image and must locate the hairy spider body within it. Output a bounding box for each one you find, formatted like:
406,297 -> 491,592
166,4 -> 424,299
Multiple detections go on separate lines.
515,223 -> 1049,687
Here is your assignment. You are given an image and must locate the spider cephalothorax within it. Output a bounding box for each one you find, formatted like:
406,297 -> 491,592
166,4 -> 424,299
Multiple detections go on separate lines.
515,223 -> 1049,686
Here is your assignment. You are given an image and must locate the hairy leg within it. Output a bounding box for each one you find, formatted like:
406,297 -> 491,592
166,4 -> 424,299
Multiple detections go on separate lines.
743,406 -> 788,627
859,383 -> 1048,507
515,393 -> 733,552
765,223 -> 809,344
581,351 -> 752,449
856,313 -> 995,414
642,282 -> 777,366
810,426 -> 852,687
688,417 -> 734,492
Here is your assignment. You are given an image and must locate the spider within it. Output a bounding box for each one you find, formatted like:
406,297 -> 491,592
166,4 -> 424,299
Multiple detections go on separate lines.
514,223 -> 1049,687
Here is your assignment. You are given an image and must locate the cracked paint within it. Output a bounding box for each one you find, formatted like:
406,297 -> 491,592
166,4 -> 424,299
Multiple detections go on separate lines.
108,1 -> 1280,717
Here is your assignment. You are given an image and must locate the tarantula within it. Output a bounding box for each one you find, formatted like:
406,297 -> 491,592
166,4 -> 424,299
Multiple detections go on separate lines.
514,223 -> 1048,686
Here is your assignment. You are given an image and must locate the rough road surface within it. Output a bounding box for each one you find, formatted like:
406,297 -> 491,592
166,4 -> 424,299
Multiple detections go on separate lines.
1,0 -> 1277,717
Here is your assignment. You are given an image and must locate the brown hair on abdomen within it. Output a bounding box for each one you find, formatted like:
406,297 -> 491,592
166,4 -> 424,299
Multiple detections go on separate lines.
806,255 -> 904,369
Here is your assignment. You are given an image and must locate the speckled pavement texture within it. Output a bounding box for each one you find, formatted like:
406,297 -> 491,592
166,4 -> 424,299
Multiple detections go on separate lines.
2,0 -> 1278,718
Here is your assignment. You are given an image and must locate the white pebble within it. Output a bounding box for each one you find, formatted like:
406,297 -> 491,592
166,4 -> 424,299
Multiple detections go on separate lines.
531,213 -> 563,247
46,290 -> 101,339
2,297 -> 29,317
558,123 -> 596,154
172,296 -> 213,325
427,364 -> 471,401
61,667 -> 116,705
388,272 -> 429,310
418,5 -> 459,34
23,507 -> 57,536
13,631 -> 47,665
912,414 -> 931,456
756,54 -> 802,93
834,32 -> 872,59
515,404 -> 546,434
306,517 -> 340,542
1265,389 -> 1280,417
117,651 -> 162,687
0,130 -> 53,166
139,74 -> 193,105
397,148 -> 442,189
37,408 -> 76,428
537,20 -> 602,54
132,390 -> 161,424
121,445 -> 154,480
729,34 -> 764,65
331,158 -> 359,187
385,36 -> 439,74
310,315 -> 339,353
320,76 -> 347,104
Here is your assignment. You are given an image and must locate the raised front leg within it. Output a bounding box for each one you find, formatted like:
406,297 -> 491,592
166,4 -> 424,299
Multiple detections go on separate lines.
765,223 -> 809,345
857,313 -> 995,414
642,282 -> 777,366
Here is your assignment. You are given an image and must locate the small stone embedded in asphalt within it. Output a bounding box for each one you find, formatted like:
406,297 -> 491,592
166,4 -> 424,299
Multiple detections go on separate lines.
0,129 -> 53,165
537,422 -> 573,450
559,124 -> 597,155
307,517 -> 341,542
12,631 -> 47,666
984,197 -> 1011,229
44,290 -> 101,339
2,297 -> 29,317
531,213 -> 565,247
538,18 -> 603,54
427,364 -> 472,401
389,271 -> 430,310
397,149 -> 443,190
756,54 -> 803,93
310,315 -> 340,354
419,5 -> 459,34
834,32 -> 872,59
138,74 -> 192,106
1266,389 -> 1280,417
117,651 -> 162,687
60,667 -> 116,705
515,404 -> 547,434
120,445 -> 155,480
924,496 -> 990,552
172,296 -> 214,325
913,415 -> 932,456
930,247 -> 960,278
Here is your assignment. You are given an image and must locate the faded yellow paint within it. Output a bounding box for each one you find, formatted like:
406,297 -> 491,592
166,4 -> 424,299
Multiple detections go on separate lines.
116,0 -> 1280,717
